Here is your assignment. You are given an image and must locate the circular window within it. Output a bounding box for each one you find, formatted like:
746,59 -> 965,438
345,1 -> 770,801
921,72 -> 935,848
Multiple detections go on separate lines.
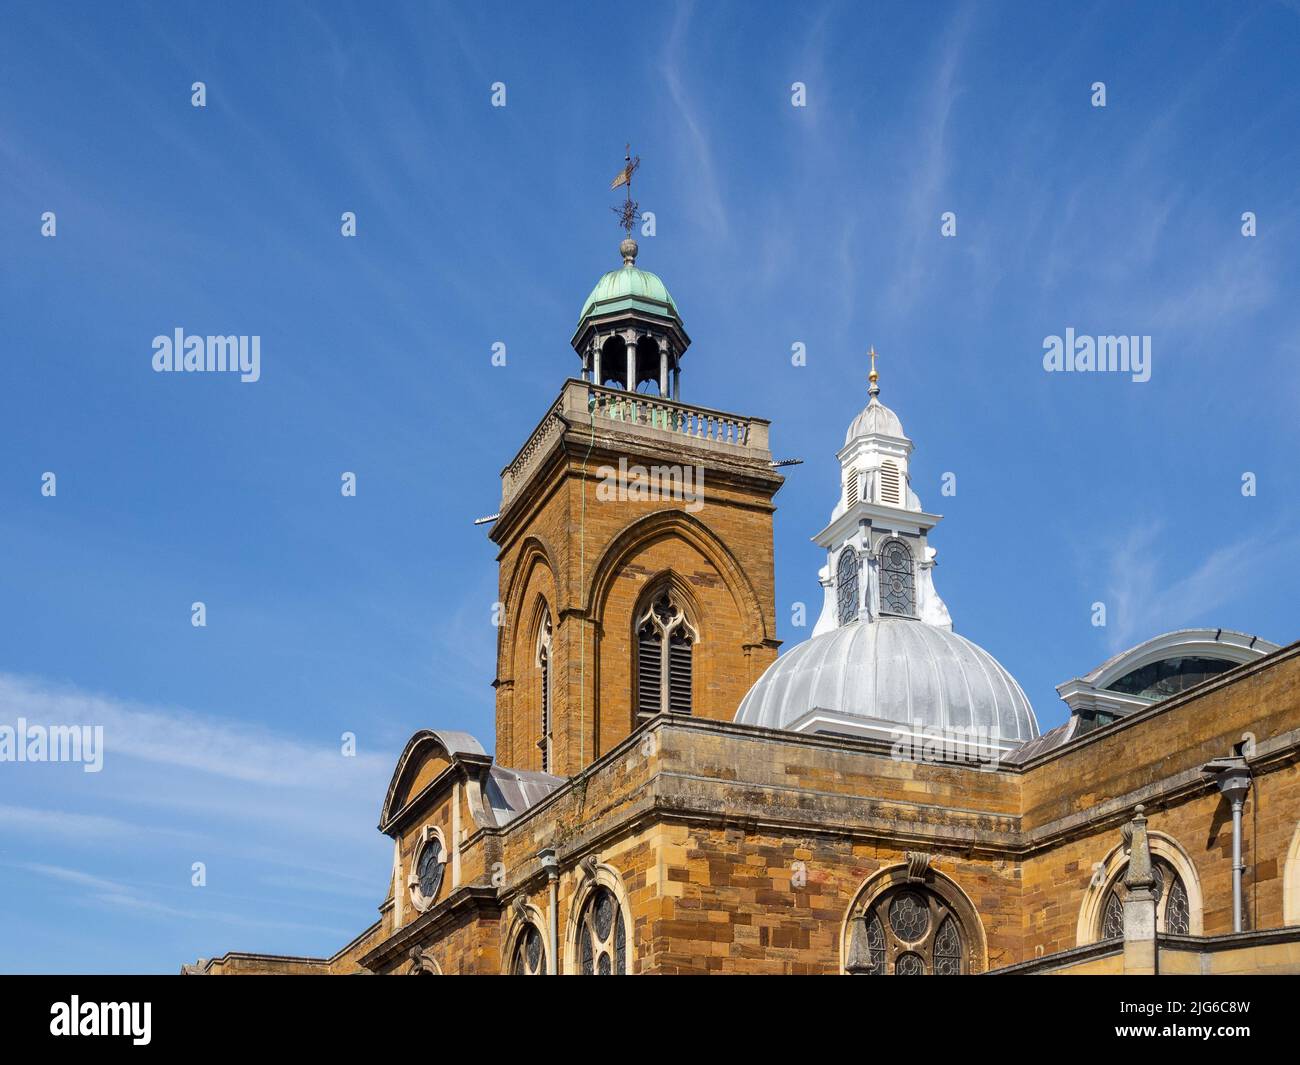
409,831 -> 446,911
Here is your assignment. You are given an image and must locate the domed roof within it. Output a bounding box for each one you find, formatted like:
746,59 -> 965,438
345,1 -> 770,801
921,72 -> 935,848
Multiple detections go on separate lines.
580,265 -> 679,322
734,618 -> 1039,750
577,239 -> 680,327
845,396 -> 905,444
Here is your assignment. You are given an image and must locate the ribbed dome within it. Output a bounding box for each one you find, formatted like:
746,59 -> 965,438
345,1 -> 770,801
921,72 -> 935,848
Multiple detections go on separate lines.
845,397 -> 905,443
579,264 -> 679,325
735,618 -> 1038,750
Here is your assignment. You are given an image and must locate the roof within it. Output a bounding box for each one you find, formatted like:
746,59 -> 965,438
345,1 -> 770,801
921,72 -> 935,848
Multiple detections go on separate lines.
579,263 -> 680,327
735,617 -> 1039,750
485,765 -> 565,825
1003,717 -> 1079,764
845,396 -> 905,443
1068,628 -> 1278,690
378,729 -> 489,829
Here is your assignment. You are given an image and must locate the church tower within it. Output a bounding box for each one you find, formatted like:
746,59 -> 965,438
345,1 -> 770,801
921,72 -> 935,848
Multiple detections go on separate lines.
811,350 -> 952,635
489,227 -> 783,777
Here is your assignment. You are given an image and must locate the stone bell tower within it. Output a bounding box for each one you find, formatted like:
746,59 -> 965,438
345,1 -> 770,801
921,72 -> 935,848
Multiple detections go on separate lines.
489,219 -> 784,777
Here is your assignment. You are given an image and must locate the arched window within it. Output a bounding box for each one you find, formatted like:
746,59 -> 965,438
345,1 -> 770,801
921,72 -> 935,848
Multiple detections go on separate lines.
847,886 -> 966,975
510,923 -> 546,975
1077,835 -> 1203,944
636,591 -> 695,716
1099,857 -> 1191,938
837,548 -> 859,625
536,609 -> 553,773
878,537 -> 915,617
576,886 -> 627,975
1286,823 -> 1300,927
1106,657 -> 1237,701
600,334 -> 627,390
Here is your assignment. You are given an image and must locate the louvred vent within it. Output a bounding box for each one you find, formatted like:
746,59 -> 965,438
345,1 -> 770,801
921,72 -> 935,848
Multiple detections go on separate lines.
668,629 -> 692,714
637,621 -> 662,716
879,462 -> 902,505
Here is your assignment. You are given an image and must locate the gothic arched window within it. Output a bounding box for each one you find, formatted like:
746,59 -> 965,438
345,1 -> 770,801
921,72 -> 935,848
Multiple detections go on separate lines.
536,609 -> 553,773
848,887 -> 965,975
510,923 -> 546,975
837,548 -> 859,625
1099,857 -> 1191,938
879,537 -> 915,617
576,886 -> 627,975
636,592 -> 695,716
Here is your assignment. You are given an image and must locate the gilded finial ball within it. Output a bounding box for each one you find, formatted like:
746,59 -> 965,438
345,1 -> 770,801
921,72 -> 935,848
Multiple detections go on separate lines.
620,238 -> 639,266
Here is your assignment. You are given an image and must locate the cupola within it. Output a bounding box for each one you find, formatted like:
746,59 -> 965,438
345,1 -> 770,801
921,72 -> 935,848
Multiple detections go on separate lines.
571,239 -> 690,398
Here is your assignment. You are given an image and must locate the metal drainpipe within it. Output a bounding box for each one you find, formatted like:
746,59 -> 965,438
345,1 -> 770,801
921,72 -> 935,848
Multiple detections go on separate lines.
1203,755 -> 1253,933
539,848 -> 560,974
1231,795 -> 1245,932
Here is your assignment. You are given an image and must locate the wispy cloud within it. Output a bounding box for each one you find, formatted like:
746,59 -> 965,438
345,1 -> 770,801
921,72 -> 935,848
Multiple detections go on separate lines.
0,674 -> 392,966
1100,522 -> 1280,651
886,3 -> 975,311
663,2 -> 729,239
0,804 -> 168,840
11,862 -> 350,936
0,673 -> 390,787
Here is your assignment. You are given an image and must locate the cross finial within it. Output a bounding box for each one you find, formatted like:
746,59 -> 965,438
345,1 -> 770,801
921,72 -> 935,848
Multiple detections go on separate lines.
868,346 -> 880,398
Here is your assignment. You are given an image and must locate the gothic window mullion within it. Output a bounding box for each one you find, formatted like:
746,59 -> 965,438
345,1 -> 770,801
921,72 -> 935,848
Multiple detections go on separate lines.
536,611 -> 553,773
915,893 -> 945,968
637,592 -> 694,717
578,885 -> 626,975
851,886 -> 964,976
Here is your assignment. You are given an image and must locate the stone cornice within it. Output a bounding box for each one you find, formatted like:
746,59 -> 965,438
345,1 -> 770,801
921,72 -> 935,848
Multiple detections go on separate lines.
463,682 -> 1300,881
358,885 -> 500,972
814,500 -> 941,548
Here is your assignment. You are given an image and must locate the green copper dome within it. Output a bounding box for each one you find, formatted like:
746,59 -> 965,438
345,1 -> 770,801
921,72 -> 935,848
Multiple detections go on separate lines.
575,239 -> 681,333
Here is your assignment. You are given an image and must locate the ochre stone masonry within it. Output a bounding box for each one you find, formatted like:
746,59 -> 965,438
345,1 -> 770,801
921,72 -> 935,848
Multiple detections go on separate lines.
188,255 -> 1300,977
491,380 -> 782,776
191,643 -> 1300,975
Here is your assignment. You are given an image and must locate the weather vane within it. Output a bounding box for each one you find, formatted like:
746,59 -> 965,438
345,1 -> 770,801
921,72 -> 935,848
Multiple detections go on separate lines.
610,143 -> 641,236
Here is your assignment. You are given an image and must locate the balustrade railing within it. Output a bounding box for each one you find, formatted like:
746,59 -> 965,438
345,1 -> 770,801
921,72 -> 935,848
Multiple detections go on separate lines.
584,384 -> 752,446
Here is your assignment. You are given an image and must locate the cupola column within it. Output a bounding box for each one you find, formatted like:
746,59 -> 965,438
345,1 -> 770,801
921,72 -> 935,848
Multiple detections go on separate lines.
659,342 -> 669,396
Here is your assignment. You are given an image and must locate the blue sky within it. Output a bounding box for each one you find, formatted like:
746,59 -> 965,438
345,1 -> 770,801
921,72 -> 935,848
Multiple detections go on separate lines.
1,0 -> 1297,973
